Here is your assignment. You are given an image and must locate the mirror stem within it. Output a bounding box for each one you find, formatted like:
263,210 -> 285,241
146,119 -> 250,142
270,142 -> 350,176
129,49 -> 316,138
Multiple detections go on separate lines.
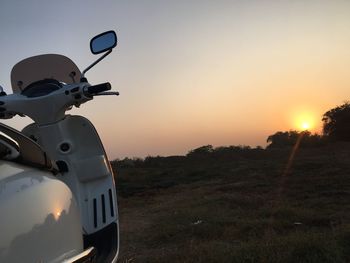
81,49 -> 112,79
0,85 -> 5,96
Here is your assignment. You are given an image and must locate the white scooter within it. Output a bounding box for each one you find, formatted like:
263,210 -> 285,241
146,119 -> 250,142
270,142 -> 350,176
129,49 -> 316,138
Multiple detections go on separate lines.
0,31 -> 119,262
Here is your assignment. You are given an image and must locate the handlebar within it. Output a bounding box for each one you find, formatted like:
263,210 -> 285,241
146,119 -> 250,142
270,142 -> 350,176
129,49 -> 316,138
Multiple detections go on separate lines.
84,82 -> 111,96
0,81 -> 117,124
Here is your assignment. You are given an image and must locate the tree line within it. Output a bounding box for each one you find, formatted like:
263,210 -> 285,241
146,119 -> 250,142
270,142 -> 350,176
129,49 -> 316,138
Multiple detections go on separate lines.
113,102 -> 350,167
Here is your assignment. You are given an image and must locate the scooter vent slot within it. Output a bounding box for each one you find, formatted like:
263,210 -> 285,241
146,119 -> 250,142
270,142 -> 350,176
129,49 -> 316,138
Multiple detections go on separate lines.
108,188 -> 114,217
93,198 -> 97,228
101,194 -> 106,224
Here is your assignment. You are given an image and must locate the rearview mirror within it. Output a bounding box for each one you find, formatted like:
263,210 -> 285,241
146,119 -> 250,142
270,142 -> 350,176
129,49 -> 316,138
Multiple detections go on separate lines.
90,31 -> 117,55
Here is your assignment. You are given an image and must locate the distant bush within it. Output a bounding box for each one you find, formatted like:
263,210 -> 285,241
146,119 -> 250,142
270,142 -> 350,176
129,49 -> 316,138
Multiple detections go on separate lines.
186,145 -> 214,157
112,157 -> 143,168
186,144 -> 264,161
111,155 -> 188,168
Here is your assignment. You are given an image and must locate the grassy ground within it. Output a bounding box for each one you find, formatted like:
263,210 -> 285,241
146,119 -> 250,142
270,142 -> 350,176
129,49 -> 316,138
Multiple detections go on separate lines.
113,144 -> 350,262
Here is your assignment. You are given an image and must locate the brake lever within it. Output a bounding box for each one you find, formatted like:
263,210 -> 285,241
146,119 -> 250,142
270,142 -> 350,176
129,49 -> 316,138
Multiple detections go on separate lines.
94,91 -> 119,96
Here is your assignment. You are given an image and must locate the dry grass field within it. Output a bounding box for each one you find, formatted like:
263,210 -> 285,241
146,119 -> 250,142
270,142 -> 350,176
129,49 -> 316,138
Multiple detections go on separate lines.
113,144 -> 350,262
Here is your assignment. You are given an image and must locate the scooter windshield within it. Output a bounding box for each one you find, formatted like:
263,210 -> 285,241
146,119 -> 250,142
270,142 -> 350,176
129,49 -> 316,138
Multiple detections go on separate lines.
10,54 -> 81,94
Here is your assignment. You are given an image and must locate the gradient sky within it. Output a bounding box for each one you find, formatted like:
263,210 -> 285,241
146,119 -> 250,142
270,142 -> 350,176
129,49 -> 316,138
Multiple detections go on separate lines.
1,0 -> 350,159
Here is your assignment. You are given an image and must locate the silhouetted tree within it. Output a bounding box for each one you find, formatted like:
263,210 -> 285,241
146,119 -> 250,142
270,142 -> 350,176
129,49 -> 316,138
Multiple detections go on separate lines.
267,131 -> 299,148
322,102 -> 350,141
267,130 -> 324,148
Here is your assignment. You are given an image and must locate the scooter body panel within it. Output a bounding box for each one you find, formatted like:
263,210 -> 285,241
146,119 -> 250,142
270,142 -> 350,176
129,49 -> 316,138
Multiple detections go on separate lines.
23,115 -> 119,260
0,160 -> 84,263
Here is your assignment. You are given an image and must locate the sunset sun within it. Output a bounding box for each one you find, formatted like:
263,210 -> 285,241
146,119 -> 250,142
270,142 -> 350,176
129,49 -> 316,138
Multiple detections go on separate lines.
292,111 -> 317,132
295,114 -> 316,131
300,121 -> 311,131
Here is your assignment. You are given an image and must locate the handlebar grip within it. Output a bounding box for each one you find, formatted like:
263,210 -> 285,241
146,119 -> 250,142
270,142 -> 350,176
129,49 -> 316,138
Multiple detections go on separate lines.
87,82 -> 111,95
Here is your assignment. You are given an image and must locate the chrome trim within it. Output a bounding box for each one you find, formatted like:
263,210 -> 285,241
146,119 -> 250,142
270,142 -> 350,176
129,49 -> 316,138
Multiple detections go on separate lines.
64,247 -> 96,263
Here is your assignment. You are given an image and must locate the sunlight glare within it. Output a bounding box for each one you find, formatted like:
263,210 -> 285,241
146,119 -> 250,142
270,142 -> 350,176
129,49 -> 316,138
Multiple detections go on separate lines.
54,209 -> 62,220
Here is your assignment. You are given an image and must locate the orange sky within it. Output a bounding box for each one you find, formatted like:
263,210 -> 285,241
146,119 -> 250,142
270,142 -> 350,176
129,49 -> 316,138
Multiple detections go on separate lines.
1,1 -> 350,158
